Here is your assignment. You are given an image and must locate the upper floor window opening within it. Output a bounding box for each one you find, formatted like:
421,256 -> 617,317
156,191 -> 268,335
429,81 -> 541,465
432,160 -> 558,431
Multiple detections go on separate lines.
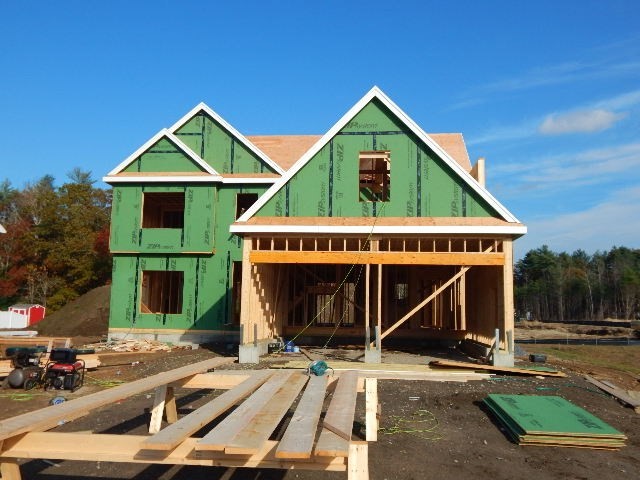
359,151 -> 390,202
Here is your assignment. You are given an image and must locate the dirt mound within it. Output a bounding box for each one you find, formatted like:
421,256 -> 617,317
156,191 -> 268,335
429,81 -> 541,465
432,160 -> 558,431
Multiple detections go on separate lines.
35,285 -> 110,337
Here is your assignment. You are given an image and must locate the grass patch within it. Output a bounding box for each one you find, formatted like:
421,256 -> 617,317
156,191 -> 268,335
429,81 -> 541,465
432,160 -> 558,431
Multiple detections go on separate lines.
529,345 -> 640,376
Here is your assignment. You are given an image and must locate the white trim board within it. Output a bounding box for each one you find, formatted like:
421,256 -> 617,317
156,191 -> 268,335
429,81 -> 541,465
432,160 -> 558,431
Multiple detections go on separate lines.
169,102 -> 285,176
103,175 -> 223,184
107,129 -> 219,176
230,224 -> 527,236
237,86 -> 521,225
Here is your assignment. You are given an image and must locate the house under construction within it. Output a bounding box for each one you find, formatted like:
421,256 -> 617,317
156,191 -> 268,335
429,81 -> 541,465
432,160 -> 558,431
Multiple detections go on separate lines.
104,87 -> 526,364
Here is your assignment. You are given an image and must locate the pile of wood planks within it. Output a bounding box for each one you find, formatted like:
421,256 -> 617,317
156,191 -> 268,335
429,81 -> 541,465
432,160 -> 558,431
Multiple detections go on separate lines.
484,394 -> 627,449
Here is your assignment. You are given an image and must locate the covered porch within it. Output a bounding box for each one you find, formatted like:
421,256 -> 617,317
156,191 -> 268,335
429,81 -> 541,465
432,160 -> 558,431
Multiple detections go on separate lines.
237,233 -> 515,364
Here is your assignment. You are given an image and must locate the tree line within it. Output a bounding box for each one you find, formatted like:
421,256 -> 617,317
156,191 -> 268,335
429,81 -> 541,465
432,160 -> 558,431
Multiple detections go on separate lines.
0,169 -> 111,311
515,245 -> 640,322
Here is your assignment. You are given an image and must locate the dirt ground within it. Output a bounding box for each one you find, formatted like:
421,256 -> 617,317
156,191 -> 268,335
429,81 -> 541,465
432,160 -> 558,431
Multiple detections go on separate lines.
1,342 -> 639,480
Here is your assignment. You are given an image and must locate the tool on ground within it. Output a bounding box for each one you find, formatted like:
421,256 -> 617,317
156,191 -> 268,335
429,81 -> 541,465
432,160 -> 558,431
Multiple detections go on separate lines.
43,348 -> 86,392
4,346 -> 47,390
306,360 -> 333,377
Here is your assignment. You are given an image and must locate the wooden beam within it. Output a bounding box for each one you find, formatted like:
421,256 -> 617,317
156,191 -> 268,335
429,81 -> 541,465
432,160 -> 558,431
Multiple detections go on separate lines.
0,357 -> 235,442
142,371 -> 272,451
0,460 -> 21,480
348,441 -> 369,480
276,375 -> 328,459
0,433 -> 346,471
377,267 -> 470,343
170,372 -> 252,390
365,378 -> 378,442
250,251 -> 505,266
225,373 -> 308,455
196,371 -> 293,451
315,429 -> 349,458
322,371 -> 359,441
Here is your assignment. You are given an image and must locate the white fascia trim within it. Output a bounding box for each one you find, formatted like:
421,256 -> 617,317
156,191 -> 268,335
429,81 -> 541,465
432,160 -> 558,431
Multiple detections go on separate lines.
220,177 -> 279,184
168,102 -> 286,175
230,224 -> 528,235
238,86 -> 521,224
103,175 -> 223,184
107,129 -> 219,176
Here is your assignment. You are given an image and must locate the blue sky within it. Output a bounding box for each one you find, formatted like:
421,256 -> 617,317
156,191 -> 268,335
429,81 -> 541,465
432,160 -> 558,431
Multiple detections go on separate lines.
1,1 -> 639,258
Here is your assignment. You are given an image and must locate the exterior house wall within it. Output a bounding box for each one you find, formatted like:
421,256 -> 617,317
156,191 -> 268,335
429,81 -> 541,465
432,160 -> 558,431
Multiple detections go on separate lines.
107,112 -> 274,342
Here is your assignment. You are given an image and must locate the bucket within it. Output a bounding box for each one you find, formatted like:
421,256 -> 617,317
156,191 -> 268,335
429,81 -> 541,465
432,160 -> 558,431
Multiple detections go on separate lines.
293,346 -> 300,353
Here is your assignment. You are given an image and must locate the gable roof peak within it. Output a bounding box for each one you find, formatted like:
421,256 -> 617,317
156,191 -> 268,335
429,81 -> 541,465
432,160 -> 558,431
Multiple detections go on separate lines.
237,87 -> 521,224
168,102 -> 285,175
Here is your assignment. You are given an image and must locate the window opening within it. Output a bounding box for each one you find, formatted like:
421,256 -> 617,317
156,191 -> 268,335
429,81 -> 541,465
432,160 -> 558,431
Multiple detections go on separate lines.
142,192 -> 185,228
359,151 -> 390,202
236,193 -> 259,219
140,270 -> 184,314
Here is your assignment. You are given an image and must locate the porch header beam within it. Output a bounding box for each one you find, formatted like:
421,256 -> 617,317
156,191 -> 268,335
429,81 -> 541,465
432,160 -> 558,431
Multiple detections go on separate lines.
249,251 -> 504,266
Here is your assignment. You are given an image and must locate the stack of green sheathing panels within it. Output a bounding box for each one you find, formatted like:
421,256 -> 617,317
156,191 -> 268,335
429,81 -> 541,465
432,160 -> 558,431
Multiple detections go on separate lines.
484,394 -> 627,450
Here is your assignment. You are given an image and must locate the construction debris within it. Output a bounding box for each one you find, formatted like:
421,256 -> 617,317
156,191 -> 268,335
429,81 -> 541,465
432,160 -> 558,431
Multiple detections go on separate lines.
80,339 -> 182,353
483,394 -> 627,450
584,375 -> 640,413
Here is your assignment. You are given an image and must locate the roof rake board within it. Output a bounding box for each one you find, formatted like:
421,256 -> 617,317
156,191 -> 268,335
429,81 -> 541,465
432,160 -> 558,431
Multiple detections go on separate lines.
483,394 -> 627,450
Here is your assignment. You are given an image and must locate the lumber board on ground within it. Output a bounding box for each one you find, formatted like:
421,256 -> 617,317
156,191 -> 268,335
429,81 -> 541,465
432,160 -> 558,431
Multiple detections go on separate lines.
430,359 -> 567,377
584,375 -> 640,413
225,373 -> 308,455
276,375 -> 328,459
323,371 -> 359,441
142,371 -> 272,451
0,357 -> 235,442
196,371 -> 294,451
271,362 -> 492,381
0,433 -> 347,471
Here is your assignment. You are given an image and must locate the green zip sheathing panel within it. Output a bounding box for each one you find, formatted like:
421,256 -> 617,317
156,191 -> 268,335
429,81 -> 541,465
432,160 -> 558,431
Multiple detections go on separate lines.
110,184 -> 214,253
174,112 -> 278,174
109,183 -> 270,332
255,99 -> 496,218
483,394 -> 626,449
109,252 -> 235,331
122,138 -> 205,173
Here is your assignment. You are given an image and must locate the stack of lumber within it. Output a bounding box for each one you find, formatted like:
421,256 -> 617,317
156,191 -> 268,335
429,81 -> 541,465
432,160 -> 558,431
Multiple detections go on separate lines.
0,336 -> 71,355
273,360 -> 492,382
484,394 -> 627,450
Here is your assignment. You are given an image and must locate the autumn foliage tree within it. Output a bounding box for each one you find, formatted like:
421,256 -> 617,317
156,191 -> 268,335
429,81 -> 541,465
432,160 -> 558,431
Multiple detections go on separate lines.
0,170 -> 111,311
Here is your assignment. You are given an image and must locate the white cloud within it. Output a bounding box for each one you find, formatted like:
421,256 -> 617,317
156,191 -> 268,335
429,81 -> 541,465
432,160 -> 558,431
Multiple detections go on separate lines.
538,109 -> 627,135
515,186 -> 640,257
